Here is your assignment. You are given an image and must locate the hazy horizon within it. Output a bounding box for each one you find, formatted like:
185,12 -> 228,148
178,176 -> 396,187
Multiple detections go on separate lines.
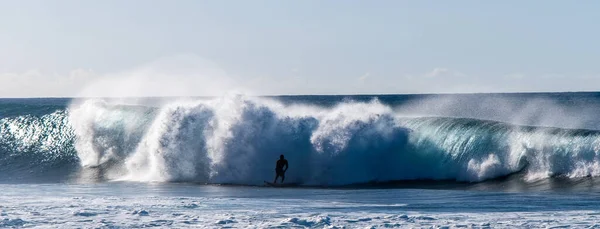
2,1 -> 599,97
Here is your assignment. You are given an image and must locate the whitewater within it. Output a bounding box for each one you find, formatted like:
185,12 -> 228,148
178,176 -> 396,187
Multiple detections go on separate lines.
4,93 -> 600,228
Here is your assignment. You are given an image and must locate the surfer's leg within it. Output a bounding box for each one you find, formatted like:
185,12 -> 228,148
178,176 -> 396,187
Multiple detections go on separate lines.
281,174 -> 285,183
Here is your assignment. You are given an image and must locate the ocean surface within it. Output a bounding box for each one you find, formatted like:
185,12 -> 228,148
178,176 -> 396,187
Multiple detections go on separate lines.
3,92 -> 600,228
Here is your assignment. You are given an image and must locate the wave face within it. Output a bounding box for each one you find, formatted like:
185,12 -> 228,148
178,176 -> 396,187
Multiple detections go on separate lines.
3,94 -> 600,186
0,109 -> 77,182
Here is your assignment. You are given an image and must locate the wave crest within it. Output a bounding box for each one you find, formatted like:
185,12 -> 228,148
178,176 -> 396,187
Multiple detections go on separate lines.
3,95 -> 600,185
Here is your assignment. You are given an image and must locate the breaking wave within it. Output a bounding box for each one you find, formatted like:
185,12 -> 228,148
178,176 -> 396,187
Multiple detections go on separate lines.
3,95 -> 600,186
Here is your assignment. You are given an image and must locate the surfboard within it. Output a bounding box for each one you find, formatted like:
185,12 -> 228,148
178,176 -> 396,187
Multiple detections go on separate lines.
264,181 -> 300,187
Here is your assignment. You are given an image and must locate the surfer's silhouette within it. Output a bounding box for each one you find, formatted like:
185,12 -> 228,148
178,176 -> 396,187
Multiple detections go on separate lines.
273,154 -> 289,184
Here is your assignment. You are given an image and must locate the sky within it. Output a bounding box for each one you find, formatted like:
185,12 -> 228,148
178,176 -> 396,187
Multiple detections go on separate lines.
1,1 -> 600,97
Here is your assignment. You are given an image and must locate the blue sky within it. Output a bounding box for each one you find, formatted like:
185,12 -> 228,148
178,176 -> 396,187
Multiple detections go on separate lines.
1,1 -> 599,97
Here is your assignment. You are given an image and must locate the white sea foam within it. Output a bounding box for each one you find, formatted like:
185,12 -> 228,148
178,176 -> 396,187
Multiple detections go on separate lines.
0,183 -> 597,228
61,95 -> 600,185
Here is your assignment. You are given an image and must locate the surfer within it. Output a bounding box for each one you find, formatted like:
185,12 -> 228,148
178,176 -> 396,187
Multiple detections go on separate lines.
273,154 -> 289,184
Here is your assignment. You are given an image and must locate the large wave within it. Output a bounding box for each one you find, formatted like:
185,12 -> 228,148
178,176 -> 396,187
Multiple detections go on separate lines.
2,95 -> 600,186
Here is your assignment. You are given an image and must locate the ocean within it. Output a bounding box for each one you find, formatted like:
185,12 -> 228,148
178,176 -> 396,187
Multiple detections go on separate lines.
3,92 -> 600,228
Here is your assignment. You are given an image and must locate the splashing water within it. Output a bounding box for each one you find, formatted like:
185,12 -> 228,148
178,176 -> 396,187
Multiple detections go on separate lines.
3,95 -> 600,185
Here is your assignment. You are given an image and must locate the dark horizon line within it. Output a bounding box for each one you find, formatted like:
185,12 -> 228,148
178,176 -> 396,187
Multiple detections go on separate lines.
2,90 -> 600,99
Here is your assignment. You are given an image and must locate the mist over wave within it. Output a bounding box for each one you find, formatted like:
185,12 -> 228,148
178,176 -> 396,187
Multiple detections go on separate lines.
3,94 -> 600,186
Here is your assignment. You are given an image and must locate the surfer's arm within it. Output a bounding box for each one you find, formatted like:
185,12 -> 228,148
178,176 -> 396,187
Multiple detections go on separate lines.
284,161 -> 288,172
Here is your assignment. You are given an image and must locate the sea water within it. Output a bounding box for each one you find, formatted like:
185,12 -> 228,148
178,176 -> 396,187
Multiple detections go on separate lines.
3,183 -> 600,228
3,93 -> 600,228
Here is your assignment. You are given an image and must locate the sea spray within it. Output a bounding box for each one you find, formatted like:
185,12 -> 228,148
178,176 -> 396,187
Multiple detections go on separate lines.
2,95 -> 600,185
